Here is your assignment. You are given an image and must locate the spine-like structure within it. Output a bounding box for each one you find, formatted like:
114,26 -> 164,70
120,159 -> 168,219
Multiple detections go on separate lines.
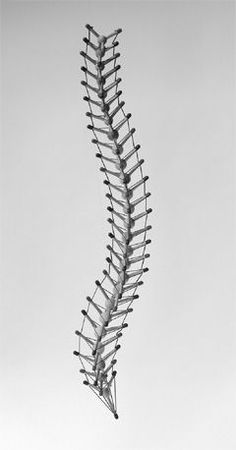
74,24 -> 152,419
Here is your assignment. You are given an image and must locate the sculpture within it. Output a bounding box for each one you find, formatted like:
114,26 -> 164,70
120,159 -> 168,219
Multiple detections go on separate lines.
74,24 -> 152,419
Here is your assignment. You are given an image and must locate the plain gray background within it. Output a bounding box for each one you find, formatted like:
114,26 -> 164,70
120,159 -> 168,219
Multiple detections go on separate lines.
1,1 -> 235,449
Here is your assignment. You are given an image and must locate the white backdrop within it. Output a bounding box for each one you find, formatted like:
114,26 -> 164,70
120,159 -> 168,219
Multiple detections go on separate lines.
1,1 -> 235,449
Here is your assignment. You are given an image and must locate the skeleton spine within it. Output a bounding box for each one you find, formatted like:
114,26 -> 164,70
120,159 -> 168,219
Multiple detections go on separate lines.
74,24 -> 152,419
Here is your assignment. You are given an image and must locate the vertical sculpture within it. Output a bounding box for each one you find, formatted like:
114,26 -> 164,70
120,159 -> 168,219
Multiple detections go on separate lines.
74,24 -> 152,419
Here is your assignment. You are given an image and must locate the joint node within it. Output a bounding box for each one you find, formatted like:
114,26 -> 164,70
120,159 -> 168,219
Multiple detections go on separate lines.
97,35 -> 107,44
107,129 -> 119,140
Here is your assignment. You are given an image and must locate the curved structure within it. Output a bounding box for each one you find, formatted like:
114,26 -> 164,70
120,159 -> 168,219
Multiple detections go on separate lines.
74,24 -> 152,419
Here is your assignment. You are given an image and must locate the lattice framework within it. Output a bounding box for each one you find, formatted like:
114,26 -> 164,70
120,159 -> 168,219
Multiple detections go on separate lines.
74,24 -> 152,419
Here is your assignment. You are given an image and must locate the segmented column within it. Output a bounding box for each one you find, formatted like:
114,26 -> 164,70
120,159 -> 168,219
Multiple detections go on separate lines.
74,24 -> 152,419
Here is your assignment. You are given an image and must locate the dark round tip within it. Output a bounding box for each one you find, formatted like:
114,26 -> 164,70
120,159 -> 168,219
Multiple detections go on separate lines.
146,239 -> 151,245
73,351 -> 79,356
81,309 -> 87,316
91,138 -> 97,143
147,208 -> 153,214
114,413 -> 119,419
75,330 -> 80,336
106,257 -> 111,263
107,206 -> 113,212
103,180 -> 109,185
83,380 -> 89,385
81,80 -> 86,86
96,153 -> 102,158
100,167 -> 105,172
115,344 -> 121,350
108,232 -> 114,238
81,66 -> 86,72
87,124 -> 93,129
95,280 -> 100,286
80,369 -> 85,373
144,267 -> 149,273
134,295 -> 139,299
